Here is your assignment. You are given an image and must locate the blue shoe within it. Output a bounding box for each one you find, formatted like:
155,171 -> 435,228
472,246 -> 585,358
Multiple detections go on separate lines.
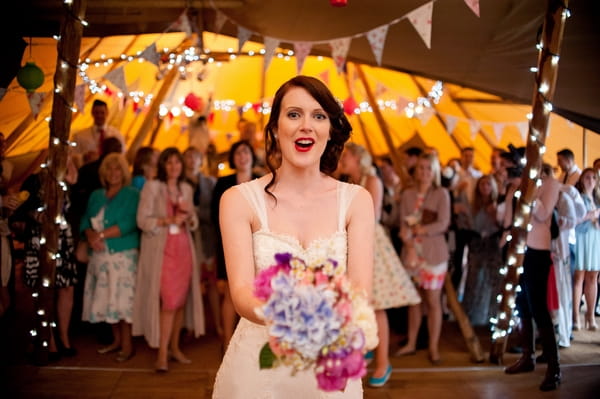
364,350 -> 374,365
368,364 -> 392,387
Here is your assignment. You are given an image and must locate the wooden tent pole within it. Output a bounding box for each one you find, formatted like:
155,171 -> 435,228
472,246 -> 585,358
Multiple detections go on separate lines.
343,64 -> 374,156
126,65 -> 179,162
35,0 -> 86,365
582,127 -> 587,167
354,64 -> 402,171
489,0 -> 569,364
410,75 -> 463,153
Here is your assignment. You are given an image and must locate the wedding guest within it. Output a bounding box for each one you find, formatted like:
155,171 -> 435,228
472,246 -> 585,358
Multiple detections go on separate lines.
133,147 -> 204,372
338,142 -> 420,387
573,168 -> 600,331
183,146 -> 222,337
80,153 -> 140,362
131,146 -> 159,190
461,175 -> 503,326
213,75 -> 375,397
211,140 -> 260,350
396,152 -> 451,365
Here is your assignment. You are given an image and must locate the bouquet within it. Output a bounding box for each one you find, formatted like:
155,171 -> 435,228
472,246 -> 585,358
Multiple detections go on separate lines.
254,252 -> 378,392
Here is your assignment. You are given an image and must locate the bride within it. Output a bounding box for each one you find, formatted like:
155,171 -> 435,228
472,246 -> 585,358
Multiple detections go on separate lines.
212,76 -> 375,398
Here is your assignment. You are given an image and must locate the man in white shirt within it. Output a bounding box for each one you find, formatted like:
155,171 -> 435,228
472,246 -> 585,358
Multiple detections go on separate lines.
557,148 -> 581,187
71,99 -> 125,168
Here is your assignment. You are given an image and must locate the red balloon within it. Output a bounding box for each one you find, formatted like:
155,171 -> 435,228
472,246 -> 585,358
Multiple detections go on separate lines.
330,0 -> 348,7
343,96 -> 357,116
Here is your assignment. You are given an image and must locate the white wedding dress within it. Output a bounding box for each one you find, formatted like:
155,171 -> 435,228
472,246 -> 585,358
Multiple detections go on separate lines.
213,179 -> 364,399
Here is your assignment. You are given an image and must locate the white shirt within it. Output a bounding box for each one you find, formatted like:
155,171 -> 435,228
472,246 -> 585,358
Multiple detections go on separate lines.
71,124 -> 125,157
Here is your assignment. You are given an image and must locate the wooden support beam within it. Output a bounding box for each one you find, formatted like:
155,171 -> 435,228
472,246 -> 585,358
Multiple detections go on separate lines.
489,0 -> 569,365
35,0 -> 86,365
343,65 -> 374,157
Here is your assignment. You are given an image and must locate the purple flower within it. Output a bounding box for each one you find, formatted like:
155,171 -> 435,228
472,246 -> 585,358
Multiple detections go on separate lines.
254,254 -> 293,301
315,349 -> 366,392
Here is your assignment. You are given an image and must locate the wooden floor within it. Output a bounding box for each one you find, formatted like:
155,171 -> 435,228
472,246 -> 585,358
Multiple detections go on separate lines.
2,307 -> 599,399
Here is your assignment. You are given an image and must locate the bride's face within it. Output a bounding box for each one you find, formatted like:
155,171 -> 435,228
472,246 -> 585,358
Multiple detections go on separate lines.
276,87 -> 331,170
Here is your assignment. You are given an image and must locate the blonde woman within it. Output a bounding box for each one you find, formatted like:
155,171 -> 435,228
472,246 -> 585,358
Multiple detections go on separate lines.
396,152 -> 451,365
338,142 -> 420,387
81,153 -> 140,362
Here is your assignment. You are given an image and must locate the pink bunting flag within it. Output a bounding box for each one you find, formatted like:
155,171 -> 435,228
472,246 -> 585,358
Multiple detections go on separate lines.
329,37 -> 352,74
74,83 -> 86,114
464,0 -> 480,17
140,43 -> 161,67
375,82 -> 387,97
407,1 -> 434,49
366,25 -> 389,66
27,91 -> 47,119
319,69 -> 330,85
493,123 -> 504,142
214,10 -> 227,33
170,10 -> 192,37
445,115 -> 458,134
237,26 -> 253,53
104,66 -> 128,95
263,37 -> 280,71
294,42 -> 312,75
417,107 -> 435,125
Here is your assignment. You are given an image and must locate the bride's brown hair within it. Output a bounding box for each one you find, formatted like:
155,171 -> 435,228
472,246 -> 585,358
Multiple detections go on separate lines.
264,76 -> 352,197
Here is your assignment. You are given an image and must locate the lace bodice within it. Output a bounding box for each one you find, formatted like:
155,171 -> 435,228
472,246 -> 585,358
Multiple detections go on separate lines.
237,179 -> 359,271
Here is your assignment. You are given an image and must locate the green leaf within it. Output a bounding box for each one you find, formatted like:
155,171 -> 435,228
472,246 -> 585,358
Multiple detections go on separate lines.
259,343 -> 276,369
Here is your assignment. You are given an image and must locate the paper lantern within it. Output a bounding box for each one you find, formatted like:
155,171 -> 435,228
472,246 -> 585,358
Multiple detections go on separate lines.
184,93 -> 203,111
330,0 -> 348,7
17,62 -> 44,93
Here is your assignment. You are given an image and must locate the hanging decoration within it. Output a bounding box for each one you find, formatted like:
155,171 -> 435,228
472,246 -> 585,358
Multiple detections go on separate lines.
184,92 -> 203,111
17,62 -> 45,93
329,0 -> 348,7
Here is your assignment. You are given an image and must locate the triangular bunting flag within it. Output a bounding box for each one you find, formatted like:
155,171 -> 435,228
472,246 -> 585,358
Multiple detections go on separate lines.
170,10 -> 192,37
319,70 -> 330,85
237,26 -> 253,53
464,0 -> 480,17
27,91 -> 47,119
417,108 -> 435,125
469,119 -> 481,140
375,82 -> 387,97
396,96 -> 410,114
329,37 -> 352,74
263,37 -> 280,71
0,88 -> 6,102
214,10 -> 227,33
104,66 -> 128,94
516,121 -> 529,141
140,43 -> 161,67
293,42 -> 312,75
74,84 -> 86,114
407,1 -> 434,49
366,24 -> 389,66
445,115 -> 458,134
493,123 -> 504,142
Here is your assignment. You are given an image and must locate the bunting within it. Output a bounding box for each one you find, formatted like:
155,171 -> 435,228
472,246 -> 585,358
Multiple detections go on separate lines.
140,43 -> 161,67
464,0 -> 480,17
407,1 -> 434,49
366,25 -> 389,66
237,26 -> 253,53
319,69 -> 330,85
169,10 -> 192,37
214,10 -> 227,33
493,123 -> 504,142
27,91 -> 47,119
445,115 -> 458,134
417,107 -> 435,125
105,66 -> 128,94
294,42 -> 312,75
330,37 -> 352,74
469,119 -> 481,140
516,121 -> 529,141
74,84 -> 86,114
263,37 -> 280,71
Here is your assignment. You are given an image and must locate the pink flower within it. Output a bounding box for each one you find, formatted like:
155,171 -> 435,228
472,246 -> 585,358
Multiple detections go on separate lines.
315,350 -> 366,392
254,262 -> 291,301
314,271 -> 330,286
335,299 -> 352,322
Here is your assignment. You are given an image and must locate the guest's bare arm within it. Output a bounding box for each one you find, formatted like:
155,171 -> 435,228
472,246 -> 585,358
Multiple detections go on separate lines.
346,187 -> 375,299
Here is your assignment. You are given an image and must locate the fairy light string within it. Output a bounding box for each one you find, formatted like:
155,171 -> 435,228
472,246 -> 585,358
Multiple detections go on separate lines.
31,0 -> 86,363
489,0 -> 570,364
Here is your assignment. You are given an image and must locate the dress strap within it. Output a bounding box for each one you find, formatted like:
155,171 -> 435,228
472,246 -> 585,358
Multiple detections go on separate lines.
237,180 -> 269,230
337,181 -> 360,231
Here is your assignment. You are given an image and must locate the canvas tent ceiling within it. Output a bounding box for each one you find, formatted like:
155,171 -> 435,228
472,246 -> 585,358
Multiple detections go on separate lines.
8,0 -> 600,131
1,0 -> 599,185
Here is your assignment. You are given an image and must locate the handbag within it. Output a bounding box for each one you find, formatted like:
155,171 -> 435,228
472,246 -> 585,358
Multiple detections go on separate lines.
75,240 -> 89,263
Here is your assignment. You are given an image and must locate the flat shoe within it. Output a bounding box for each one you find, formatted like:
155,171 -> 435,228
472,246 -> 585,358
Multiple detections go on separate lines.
97,345 -> 120,355
393,348 -> 416,357
428,355 -> 442,365
155,360 -> 168,373
115,350 -> 135,362
368,364 -> 392,388
170,353 -> 192,364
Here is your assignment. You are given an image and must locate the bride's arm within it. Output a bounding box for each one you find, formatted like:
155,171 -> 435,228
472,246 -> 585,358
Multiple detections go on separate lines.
219,185 -> 265,324
346,186 -> 375,299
